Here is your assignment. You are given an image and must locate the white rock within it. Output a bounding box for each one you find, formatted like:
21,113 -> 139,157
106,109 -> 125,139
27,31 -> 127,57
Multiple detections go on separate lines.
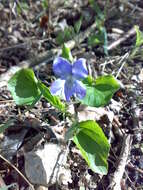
24,143 -> 66,186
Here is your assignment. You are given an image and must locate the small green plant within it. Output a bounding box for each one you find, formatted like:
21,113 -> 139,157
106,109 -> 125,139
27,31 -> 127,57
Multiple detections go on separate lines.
16,1 -> 29,16
41,0 -> 49,10
88,1 -> 108,55
130,25 -> 143,59
56,17 -> 82,45
7,45 -> 120,175
0,119 -> 15,134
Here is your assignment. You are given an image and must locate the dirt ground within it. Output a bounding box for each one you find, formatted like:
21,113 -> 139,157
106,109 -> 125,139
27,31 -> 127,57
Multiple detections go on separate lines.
0,0 -> 143,190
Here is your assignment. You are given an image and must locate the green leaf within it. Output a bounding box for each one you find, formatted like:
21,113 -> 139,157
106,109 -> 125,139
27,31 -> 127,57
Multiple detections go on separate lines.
81,75 -> 120,107
0,119 -> 15,133
82,75 -> 95,86
41,0 -> 48,9
89,1 -> 104,21
74,17 -> 82,34
102,27 -> 108,55
80,86 -> 105,107
8,69 -> 41,106
88,27 -> 108,55
65,122 -> 78,142
88,32 -> 104,46
73,120 -> 110,175
135,25 -> 143,47
16,5 -> 22,15
62,44 -> 73,62
95,75 -> 120,88
20,2 -> 29,10
56,26 -> 75,45
16,2 -> 29,15
37,81 -> 66,112
56,32 -> 64,45
130,26 -> 143,59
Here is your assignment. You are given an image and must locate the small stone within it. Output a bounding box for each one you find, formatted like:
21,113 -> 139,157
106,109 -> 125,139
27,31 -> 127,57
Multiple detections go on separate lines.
35,186 -> 48,190
24,143 -> 65,186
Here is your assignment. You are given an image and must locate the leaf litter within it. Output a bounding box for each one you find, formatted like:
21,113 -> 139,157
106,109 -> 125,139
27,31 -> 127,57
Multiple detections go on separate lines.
0,0 -> 143,189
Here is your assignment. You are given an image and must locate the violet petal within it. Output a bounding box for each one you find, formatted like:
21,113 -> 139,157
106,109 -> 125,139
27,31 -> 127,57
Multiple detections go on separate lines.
53,57 -> 72,79
72,58 -> 88,80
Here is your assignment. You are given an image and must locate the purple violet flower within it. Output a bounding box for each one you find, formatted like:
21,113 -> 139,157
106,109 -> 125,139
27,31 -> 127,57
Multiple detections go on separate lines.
50,57 -> 88,101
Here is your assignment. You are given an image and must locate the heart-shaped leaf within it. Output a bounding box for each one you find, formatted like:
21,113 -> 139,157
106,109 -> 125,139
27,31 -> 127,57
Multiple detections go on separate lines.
8,69 -> 41,105
81,75 -> 120,107
73,120 -> 110,175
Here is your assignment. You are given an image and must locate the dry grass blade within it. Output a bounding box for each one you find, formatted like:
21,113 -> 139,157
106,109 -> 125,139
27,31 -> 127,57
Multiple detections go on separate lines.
0,154 -> 34,190
107,27 -> 136,51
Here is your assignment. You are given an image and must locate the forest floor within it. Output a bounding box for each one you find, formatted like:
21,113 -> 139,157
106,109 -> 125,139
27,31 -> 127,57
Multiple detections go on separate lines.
0,0 -> 143,190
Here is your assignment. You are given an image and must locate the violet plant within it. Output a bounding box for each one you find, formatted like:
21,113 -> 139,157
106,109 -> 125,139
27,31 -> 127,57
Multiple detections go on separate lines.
50,57 -> 88,101
7,44 -> 120,175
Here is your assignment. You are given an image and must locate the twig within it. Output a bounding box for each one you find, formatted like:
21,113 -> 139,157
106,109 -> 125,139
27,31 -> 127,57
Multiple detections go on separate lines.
108,134 -> 132,190
115,52 -> 129,79
124,170 -> 136,190
101,60 -> 107,74
0,174 -> 5,187
107,27 -> 136,51
61,140 -> 71,166
127,162 -> 143,175
120,0 -> 143,12
130,93 -> 140,130
0,100 -> 14,103
0,154 -> 34,190
0,42 -> 30,52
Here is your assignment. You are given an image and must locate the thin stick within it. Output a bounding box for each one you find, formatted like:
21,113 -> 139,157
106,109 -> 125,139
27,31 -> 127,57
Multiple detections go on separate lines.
107,27 -> 136,51
108,134 -> 132,190
127,162 -> 143,175
0,100 -> 14,103
62,140 -> 71,165
0,174 -> 6,187
124,170 -> 136,190
115,52 -> 129,79
120,0 -> 143,12
0,154 -> 34,190
0,42 -> 29,52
